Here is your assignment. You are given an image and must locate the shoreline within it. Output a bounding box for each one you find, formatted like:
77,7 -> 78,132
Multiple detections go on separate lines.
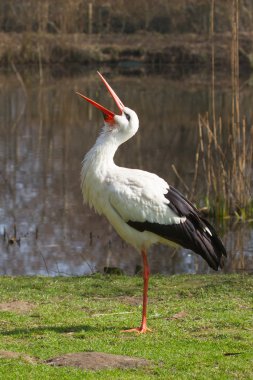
0,32 -> 252,73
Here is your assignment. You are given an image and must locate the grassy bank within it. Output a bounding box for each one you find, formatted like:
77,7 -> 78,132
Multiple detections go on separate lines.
0,32 -> 252,71
0,274 -> 252,379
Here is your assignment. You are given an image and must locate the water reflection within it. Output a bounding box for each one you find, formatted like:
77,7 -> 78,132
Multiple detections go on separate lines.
0,68 -> 252,275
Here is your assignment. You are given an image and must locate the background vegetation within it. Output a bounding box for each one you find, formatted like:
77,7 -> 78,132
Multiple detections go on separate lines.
0,0 -> 253,35
0,0 -> 253,70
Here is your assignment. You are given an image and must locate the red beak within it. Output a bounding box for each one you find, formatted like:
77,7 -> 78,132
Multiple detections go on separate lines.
76,72 -> 124,123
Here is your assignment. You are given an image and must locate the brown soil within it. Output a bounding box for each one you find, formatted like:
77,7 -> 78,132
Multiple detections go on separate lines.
0,350 -> 37,364
170,310 -> 188,320
0,350 -> 151,370
118,295 -> 142,306
0,300 -> 35,313
45,352 -> 151,370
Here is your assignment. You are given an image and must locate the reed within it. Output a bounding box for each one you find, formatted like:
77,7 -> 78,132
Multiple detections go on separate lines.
195,0 -> 253,219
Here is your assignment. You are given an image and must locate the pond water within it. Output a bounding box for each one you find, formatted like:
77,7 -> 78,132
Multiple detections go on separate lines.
0,65 -> 253,276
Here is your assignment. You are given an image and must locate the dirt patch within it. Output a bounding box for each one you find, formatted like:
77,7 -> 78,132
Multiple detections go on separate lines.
0,350 -> 37,364
0,300 -> 35,314
170,310 -> 188,320
118,296 -> 142,306
46,352 -> 151,371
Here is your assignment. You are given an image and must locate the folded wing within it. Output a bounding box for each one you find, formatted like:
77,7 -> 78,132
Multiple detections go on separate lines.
109,170 -> 226,270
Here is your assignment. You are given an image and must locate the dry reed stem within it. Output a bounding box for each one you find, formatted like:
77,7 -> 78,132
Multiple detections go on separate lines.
171,164 -> 190,193
194,0 -> 253,216
191,143 -> 200,199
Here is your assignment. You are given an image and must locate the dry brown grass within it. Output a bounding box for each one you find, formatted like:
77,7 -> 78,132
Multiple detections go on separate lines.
193,0 -> 253,218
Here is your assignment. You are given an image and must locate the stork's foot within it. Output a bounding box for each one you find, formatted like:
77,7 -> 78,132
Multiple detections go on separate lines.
121,326 -> 152,334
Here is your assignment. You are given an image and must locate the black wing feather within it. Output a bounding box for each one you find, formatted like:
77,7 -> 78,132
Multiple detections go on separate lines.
127,186 -> 227,271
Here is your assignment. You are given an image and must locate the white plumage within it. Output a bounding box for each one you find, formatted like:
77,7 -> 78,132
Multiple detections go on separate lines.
77,72 -> 226,333
81,105 -> 183,249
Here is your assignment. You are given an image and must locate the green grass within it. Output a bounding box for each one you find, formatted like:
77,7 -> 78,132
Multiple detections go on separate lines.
0,274 -> 252,379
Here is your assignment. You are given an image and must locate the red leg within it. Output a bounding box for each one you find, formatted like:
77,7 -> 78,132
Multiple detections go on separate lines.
122,249 -> 152,334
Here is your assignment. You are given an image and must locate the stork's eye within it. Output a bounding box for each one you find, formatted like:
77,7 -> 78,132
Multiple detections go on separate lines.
124,112 -> 130,121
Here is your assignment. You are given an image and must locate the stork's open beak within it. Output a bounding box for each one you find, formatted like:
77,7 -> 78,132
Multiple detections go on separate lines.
76,72 -> 124,123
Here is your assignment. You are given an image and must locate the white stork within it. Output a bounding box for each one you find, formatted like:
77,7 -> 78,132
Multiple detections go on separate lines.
77,72 -> 227,333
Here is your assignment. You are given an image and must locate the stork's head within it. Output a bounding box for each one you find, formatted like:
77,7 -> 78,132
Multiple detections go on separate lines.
77,72 -> 139,143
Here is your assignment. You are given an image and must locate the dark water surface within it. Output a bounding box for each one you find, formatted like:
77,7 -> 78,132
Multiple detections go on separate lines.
0,67 -> 253,276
